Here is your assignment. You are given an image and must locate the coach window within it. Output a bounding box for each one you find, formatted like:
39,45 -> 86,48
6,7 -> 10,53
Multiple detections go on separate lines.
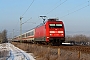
28,33 -> 30,36
22,35 -> 24,37
29,32 -> 31,36
31,31 -> 33,35
19,36 -> 20,38
26,33 -> 28,37
32,31 -> 34,35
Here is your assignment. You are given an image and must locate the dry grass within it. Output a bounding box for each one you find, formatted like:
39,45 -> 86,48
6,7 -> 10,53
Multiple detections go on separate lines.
12,42 -> 90,60
12,42 -> 59,60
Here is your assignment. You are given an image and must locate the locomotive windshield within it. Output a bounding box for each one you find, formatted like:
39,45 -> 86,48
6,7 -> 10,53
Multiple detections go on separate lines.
49,24 -> 62,28
49,24 -> 55,26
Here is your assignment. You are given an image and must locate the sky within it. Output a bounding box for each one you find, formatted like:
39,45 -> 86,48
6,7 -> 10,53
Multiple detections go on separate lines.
0,0 -> 90,38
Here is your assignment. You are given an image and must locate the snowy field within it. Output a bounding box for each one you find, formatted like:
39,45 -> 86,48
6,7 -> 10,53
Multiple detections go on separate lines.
0,43 -> 35,60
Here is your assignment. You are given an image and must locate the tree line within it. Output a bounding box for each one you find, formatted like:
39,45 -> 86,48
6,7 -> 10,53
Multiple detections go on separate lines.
65,34 -> 90,45
66,34 -> 90,42
0,30 -> 8,43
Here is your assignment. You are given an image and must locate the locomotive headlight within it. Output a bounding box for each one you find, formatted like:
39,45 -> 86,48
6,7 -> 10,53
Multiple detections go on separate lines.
47,37 -> 49,38
61,34 -> 63,36
50,31 -> 55,33
58,31 -> 63,33
50,34 -> 52,36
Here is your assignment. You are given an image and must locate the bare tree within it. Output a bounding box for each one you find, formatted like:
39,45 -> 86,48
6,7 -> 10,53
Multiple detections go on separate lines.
0,33 -> 2,43
66,34 -> 89,42
0,30 -> 8,43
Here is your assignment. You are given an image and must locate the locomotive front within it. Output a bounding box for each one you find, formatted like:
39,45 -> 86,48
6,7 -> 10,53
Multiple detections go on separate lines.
45,19 -> 65,45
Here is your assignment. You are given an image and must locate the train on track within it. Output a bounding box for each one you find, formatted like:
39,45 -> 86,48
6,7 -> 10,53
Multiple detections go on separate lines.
14,18 -> 65,45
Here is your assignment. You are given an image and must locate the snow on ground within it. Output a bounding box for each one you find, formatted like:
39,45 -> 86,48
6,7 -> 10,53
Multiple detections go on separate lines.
0,43 -> 35,60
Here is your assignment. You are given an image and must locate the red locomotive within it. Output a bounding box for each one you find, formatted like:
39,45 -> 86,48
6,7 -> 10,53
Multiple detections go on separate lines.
14,18 -> 65,45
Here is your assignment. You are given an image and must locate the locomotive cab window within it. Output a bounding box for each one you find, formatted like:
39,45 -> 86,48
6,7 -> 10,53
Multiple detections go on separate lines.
56,24 -> 62,26
49,24 -> 55,26
49,24 -> 62,28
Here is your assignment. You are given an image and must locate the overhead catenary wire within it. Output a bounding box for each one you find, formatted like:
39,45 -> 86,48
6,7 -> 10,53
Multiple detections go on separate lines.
22,0 -> 35,17
22,18 -> 32,25
67,1 -> 89,13
19,0 -> 34,38
46,0 -> 67,15
60,0 -> 90,18
45,0 -> 61,13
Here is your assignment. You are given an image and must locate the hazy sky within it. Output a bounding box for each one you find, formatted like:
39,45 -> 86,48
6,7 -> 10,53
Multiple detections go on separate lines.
0,0 -> 90,37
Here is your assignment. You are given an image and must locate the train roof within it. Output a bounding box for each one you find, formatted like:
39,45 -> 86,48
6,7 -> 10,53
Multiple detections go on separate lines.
47,18 -> 59,21
35,18 -> 62,28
